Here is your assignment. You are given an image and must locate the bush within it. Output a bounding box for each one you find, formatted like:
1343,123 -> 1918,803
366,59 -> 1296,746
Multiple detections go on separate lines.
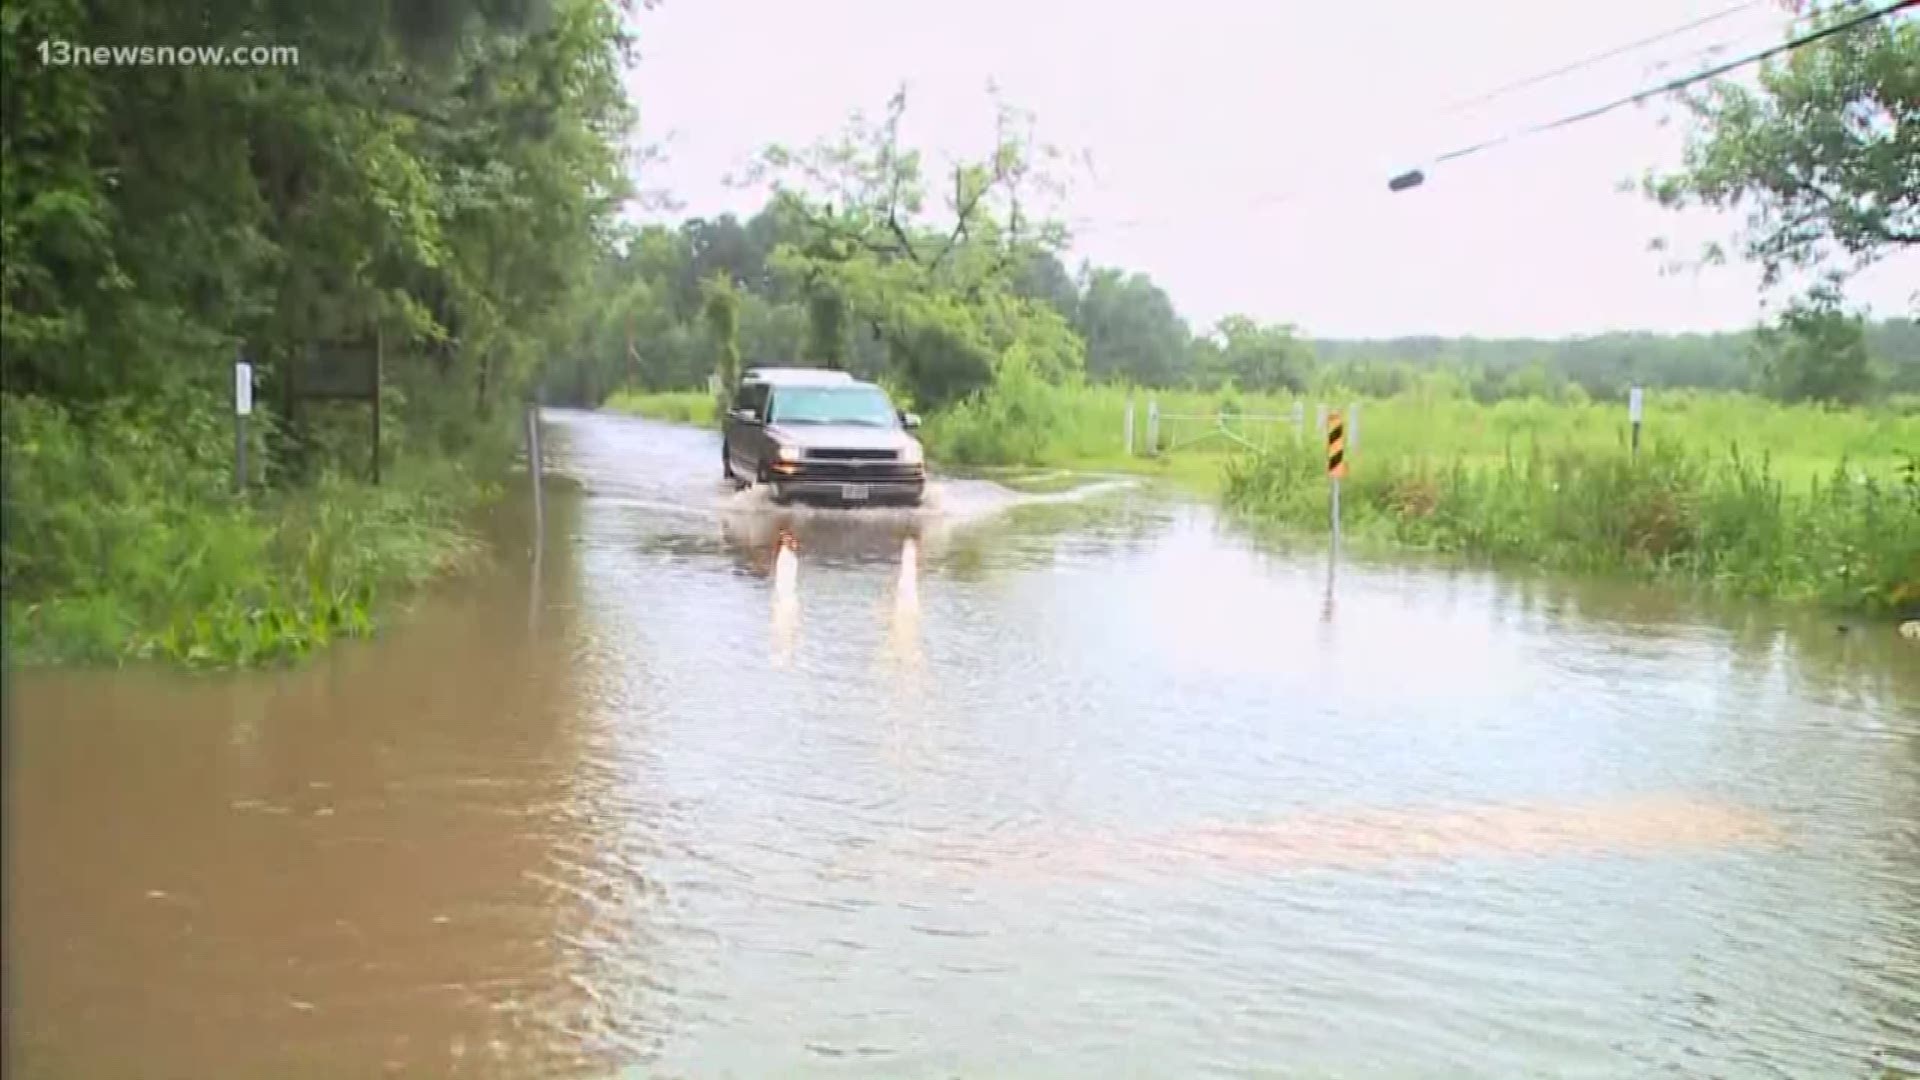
922,345 -> 1061,466
3,390 -> 492,667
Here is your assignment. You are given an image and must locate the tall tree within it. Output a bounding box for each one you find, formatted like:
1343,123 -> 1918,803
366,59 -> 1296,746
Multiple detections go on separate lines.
1645,1 -> 1918,297
1075,268 -> 1190,385
1750,287 -> 1877,403
743,86 -> 1081,409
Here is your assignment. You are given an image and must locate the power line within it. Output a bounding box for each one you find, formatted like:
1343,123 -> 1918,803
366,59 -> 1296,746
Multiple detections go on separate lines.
1067,0 -> 1914,240
1433,0 -> 1769,119
1430,0 -> 1916,167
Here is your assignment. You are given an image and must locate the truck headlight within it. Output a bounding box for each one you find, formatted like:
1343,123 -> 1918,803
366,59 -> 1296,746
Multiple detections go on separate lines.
900,442 -> 924,465
776,444 -> 803,462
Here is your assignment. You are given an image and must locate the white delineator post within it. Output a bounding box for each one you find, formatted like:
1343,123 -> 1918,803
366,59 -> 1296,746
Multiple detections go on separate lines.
234,353 -> 252,493
1628,386 -> 1644,458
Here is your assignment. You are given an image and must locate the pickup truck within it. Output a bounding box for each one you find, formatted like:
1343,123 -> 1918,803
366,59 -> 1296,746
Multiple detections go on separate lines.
721,367 -> 926,507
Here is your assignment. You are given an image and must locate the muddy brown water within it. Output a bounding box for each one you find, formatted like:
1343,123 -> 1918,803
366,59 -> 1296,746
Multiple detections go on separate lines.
6,409 -> 1918,1078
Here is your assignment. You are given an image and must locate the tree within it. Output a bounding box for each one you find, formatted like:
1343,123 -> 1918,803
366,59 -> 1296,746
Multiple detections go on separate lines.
1011,250 -> 1080,324
701,274 -> 742,404
1075,267 -> 1189,385
1207,315 -> 1312,393
1645,2 -> 1918,298
1750,288 -> 1877,403
743,85 -> 1081,409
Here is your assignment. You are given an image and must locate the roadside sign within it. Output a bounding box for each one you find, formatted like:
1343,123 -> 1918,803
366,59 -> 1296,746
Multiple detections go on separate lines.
1327,409 -> 1347,479
235,361 -> 253,416
1628,386 -> 1644,423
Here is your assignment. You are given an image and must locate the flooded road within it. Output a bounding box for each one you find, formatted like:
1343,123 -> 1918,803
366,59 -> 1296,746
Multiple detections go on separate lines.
7,408 -> 1918,1078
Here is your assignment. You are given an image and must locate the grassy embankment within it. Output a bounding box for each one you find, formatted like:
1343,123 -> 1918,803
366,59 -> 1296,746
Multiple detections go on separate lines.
2,388 -> 519,668
1199,390 -> 1913,614
605,383 -> 1919,612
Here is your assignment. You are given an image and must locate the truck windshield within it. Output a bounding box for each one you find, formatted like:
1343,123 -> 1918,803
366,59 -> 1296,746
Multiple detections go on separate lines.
769,386 -> 899,427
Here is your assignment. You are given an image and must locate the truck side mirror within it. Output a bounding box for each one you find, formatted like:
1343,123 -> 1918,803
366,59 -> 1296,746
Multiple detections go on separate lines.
901,411 -> 921,430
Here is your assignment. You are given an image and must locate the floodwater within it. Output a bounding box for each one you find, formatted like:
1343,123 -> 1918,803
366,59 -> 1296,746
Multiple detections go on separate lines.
6,409 -> 1918,1079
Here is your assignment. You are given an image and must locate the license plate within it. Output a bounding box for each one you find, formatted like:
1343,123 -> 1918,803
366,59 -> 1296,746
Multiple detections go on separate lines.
841,483 -> 870,501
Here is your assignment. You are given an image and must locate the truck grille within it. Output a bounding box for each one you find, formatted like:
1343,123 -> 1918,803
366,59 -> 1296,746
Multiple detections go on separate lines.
789,461 -> 921,481
805,448 -> 898,461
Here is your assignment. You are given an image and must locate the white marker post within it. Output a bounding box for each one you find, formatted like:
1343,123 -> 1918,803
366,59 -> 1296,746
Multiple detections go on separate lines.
233,355 -> 253,493
1628,386 -> 1644,458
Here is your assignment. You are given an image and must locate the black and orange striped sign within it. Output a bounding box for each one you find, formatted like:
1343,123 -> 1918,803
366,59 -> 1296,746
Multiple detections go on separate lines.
1327,409 -> 1347,478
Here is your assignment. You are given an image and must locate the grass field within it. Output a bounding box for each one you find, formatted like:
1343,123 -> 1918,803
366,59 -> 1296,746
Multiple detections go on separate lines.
958,384 -> 1918,488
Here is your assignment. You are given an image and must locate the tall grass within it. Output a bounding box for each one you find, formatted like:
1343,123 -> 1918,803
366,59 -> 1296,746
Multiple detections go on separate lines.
1222,437 -> 1920,614
3,388 -> 497,668
603,388 -> 718,426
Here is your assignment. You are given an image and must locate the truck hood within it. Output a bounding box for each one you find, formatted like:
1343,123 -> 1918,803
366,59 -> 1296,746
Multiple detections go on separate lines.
766,423 -> 917,451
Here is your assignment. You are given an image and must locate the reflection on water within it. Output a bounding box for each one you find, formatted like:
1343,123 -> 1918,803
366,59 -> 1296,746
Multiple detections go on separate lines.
883,538 -> 922,672
5,410 -> 1918,1079
771,531 -> 800,667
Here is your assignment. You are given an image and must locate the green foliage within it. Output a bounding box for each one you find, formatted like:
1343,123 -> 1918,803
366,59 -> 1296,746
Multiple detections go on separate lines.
740,86 -> 1082,410
603,388 -> 718,426
2,392 -> 487,667
923,345 -> 1061,465
805,288 -> 849,368
1077,268 -> 1189,385
1205,315 -> 1314,392
1751,289 -> 1877,404
1646,2 -> 1919,293
701,273 -> 743,400
1223,436 -> 1920,614
2,0 -> 639,667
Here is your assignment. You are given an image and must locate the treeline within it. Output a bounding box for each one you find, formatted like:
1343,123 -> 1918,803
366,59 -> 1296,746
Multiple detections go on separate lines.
1310,323 -> 1920,403
552,194 -> 1919,409
3,0 -> 632,457
2,0 -> 638,663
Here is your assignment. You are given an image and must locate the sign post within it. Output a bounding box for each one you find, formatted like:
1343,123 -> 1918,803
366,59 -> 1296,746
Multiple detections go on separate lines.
1327,408 -> 1347,547
1628,386 -> 1644,458
234,353 -> 253,493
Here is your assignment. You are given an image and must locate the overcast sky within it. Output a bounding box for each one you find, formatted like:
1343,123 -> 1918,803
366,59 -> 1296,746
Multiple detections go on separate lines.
623,0 -> 1916,339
